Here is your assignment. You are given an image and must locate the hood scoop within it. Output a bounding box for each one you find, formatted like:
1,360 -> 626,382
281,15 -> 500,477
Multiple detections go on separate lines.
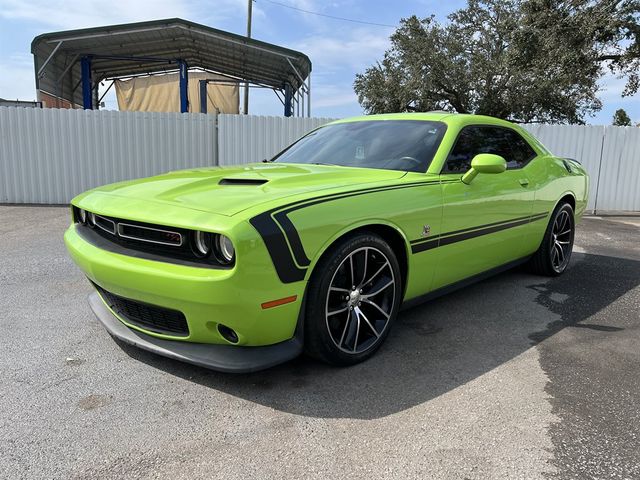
218,178 -> 268,186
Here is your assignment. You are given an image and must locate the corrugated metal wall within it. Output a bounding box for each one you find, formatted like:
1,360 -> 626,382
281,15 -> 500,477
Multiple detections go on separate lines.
595,126 -> 640,212
0,107 -> 638,212
0,107 -> 216,204
522,124 -> 640,213
217,114 -> 337,165
522,124 -> 605,212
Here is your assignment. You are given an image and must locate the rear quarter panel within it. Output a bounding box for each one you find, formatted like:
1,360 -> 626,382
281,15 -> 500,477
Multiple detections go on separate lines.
522,155 -> 589,253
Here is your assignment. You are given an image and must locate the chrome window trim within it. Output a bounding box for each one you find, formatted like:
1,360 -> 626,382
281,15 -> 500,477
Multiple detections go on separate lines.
116,222 -> 184,247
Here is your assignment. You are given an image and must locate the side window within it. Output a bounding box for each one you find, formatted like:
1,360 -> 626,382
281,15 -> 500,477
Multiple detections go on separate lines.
444,126 -> 536,173
444,126 -> 489,173
501,129 -> 537,169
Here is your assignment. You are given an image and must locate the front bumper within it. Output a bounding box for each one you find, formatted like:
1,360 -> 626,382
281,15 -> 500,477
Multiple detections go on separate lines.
89,292 -> 302,373
65,223 -> 305,347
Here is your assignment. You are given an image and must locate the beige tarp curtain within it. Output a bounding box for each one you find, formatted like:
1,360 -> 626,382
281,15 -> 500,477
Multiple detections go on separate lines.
115,72 -> 239,113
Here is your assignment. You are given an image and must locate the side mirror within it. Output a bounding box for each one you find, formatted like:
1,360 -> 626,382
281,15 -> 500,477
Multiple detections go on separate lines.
461,154 -> 507,184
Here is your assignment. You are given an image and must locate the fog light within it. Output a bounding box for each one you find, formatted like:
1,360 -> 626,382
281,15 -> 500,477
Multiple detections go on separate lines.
217,324 -> 239,344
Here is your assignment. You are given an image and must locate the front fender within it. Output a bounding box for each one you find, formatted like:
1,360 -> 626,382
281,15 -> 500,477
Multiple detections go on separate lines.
302,218 -> 412,282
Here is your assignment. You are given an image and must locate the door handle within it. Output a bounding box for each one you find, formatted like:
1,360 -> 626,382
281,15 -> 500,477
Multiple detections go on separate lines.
519,178 -> 529,187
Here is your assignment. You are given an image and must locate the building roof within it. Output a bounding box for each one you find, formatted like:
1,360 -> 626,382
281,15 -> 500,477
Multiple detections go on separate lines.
32,18 -> 312,107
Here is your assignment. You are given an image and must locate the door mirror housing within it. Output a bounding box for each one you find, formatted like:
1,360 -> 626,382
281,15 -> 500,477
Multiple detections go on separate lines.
461,154 -> 507,184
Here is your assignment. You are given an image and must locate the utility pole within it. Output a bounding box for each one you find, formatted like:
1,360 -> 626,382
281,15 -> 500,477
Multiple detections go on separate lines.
244,0 -> 253,114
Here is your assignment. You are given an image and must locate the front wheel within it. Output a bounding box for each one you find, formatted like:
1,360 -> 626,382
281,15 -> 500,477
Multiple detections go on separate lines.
528,203 -> 575,276
304,233 -> 402,366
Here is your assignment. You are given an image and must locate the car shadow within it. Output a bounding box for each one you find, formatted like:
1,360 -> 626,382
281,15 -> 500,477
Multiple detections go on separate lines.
116,252 -> 639,420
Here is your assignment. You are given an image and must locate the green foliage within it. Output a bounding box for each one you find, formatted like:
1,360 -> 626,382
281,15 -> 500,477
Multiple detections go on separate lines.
612,108 -> 632,125
354,0 -> 640,124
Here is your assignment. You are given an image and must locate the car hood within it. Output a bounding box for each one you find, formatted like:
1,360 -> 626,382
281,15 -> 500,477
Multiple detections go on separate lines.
81,163 -> 407,216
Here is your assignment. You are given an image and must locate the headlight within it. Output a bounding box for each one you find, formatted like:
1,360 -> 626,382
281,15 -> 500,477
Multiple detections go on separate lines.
193,231 -> 211,257
77,208 -> 87,224
214,234 -> 235,264
87,212 -> 96,227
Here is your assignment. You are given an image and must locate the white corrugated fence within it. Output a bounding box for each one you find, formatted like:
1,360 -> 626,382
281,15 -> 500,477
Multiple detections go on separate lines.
0,107 -> 638,212
0,108 -> 217,204
522,124 -> 640,212
217,114 -> 337,165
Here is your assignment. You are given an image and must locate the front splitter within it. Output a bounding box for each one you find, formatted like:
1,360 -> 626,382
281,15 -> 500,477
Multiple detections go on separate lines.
88,292 -> 303,373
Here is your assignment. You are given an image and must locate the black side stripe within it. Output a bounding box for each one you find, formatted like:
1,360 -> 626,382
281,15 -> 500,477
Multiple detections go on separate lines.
251,180 -> 446,283
410,213 -> 532,245
411,212 -> 549,254
251,178 -> 546,283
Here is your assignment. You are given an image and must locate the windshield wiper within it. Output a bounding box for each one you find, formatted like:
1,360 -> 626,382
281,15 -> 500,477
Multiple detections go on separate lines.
310,162 -> 339,167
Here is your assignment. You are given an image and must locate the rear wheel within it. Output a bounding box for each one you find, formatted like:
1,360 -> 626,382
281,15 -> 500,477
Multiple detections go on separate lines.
528,202 -> 575,276
304,233 -> 402,366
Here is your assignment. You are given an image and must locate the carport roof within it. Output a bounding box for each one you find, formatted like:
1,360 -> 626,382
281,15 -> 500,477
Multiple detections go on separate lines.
32,18 -> 312,106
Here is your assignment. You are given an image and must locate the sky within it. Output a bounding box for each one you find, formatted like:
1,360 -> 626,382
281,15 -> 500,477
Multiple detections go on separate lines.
0,0 -> 638,124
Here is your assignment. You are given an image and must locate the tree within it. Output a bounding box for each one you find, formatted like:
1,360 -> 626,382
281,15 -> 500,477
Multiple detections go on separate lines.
612,108 -> 632,125
520,1 -> 640,96
354,0 -> 640,124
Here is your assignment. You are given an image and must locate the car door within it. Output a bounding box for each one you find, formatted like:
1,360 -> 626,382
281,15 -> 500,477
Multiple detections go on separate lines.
431,125 -> 537,290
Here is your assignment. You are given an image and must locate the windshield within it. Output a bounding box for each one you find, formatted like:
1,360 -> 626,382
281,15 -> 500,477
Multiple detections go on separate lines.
272,120 -> 447,173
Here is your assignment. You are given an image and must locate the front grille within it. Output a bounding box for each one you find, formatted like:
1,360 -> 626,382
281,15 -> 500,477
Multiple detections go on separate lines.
72,208 -> 232,269
94,214 -> 116,234
93,283 -> 189,337
117,222 -> 183,246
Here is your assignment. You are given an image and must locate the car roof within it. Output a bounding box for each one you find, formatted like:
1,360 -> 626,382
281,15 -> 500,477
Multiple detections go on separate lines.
328,112 -> 518,129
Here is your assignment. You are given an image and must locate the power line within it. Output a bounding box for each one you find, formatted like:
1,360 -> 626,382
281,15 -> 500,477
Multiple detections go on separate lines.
259,0 -> 396,28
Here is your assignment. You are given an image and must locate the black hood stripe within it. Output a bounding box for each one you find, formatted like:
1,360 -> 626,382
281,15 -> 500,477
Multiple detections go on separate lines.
273,210 -> 311,268
249,212 -> 307,283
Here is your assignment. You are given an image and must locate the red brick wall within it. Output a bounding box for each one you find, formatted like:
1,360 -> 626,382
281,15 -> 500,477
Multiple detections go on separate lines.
38,91 -> 76,109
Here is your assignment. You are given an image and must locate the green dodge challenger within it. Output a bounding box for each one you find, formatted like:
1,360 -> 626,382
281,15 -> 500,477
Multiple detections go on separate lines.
65,112 -> 588,372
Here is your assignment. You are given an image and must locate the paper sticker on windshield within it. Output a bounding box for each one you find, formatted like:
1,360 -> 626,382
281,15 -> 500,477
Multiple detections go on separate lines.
355,145 -> 365,160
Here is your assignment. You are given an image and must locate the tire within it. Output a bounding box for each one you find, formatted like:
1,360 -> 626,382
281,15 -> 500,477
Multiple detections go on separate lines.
304,232 -> 402,366
528,202 -> 575,276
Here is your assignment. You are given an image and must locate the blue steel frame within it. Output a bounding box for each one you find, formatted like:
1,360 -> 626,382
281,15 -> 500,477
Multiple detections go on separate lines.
81,56 -> 93,109
284,82 -> 293,117
178,60 -> 189,113
79,54 -> 300,115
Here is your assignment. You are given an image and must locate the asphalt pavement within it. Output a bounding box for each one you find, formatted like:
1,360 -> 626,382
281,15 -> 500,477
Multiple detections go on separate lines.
0,206 -> 638,479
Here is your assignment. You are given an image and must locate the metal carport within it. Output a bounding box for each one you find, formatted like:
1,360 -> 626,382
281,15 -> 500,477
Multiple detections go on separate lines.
31,18 -> 312,116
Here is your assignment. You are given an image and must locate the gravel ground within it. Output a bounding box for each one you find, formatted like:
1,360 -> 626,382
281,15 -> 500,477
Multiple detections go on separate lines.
0,207 -> 638,479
